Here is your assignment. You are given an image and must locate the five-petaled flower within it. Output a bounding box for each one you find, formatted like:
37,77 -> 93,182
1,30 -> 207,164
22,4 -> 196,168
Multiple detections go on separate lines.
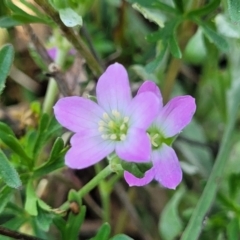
54,63 -> 160,169
124,81 -> 196,189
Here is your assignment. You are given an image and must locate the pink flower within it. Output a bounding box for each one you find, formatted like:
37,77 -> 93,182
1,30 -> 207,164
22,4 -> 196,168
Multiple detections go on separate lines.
53,63 -> 160,169
124,81 -> 196,189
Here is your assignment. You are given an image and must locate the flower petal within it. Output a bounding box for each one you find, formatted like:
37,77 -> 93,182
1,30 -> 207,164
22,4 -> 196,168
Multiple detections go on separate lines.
96,63 -> 132,113
54,96 -> 103,133
127,92 -> 160,129
47,47 -> 57,61
152,144 -> 182,189
116,128 -> 151,162
157,96 -> 196,137
137,81 -> 163,108
124,169 -> 154,187
65,131 -> 115,169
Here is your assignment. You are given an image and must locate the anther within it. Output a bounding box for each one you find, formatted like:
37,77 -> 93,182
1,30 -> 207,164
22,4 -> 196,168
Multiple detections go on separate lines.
103,113 -> 110,120
112,110 -> 121,118
110,134 -> 117,140
120,123 -> 126,130
98,120 -> 105,126
101,134 -> 109,140
98,126 -> 104,132
151,134 -> 159,147
123,117 -> 129,123
120,134 -> 126,141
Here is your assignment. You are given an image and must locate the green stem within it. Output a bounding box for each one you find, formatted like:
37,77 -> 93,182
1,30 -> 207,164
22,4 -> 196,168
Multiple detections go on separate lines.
180,115 -> 236,240
33,0 -> 103,76
77,165 -> 113,198
95,164 -> 111,222
42,48 -> 68,114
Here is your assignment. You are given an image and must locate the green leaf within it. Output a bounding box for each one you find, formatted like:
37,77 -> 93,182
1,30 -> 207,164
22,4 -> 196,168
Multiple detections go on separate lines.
128,0 -> 179,14
227,218 -> 239,240
0,133 -> 32,167
53,216 -> 66,236
59,8 -> 83,27
169,35 -> 182,58
145,42 -> 167,73
24,181 -> 38,216
186,0 -> 220,18
0,16 -> 21,28
48,137 -> 64,164
0,44 -> 14,94
120,160 -> 152,178
228,0 -> 240,22
173,0 -> 184,13
0,186 -> 14,214
32,155 -> 65,178
180,67 -> 240,240
111,234 -> 134,240
91,223 -> 111,240
159,186 -> 185,240
0,149 -> 21,188
198,21 -> 228,51
63,205 -> 86,240
5,0 -> 50,24
35,205 -> 53,231
0,122 -> 15,136
12,13 -> 50,24
132,3 -> 165,27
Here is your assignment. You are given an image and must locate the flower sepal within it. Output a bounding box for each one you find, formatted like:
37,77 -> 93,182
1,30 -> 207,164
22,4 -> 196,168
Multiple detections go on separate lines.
120,160 -> 153,178
164,135 -> 178,146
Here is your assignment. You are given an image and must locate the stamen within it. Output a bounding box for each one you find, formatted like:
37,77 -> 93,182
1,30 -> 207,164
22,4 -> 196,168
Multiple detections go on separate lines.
123,117 -> 129,123
120,123 -> 126,130
98,126 -> 104,132
98,120 -> 105,126
112,110 -> 121,118
151,134 -> 159,147
101,134 -> 109,140
120,134 -> 126,141
110,134 -> 117,140
103,113 -> 110,120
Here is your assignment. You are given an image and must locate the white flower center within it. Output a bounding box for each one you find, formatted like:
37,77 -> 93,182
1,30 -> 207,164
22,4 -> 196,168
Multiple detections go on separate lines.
98,110 -> 129,141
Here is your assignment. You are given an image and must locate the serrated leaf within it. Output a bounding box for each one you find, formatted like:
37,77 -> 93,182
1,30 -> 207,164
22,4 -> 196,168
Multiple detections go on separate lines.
91,223 -> 111,240
228,0 -> 240,22
0,44 -> 14,94
59,8 -> 83,27
0,149 -> 21,188
159,186 -> 185,240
